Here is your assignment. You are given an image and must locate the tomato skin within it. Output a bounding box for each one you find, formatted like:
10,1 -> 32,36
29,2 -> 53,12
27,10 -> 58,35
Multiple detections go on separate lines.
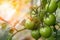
43,14 -> 56,26
39,26 -> 52,38
49,0 -> 57,13
25,19 -> 35,30
31,30 -> 41,39
45,0 -> 57,13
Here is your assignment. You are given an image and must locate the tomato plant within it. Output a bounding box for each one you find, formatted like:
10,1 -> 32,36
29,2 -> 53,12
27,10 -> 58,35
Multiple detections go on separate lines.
3,0 -> 60,40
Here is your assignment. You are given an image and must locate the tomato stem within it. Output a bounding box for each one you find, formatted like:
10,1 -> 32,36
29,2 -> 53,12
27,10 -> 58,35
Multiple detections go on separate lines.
35,39 -> 38,40
54,11 -> 57,40
9,28 -> 26,40
56,30 -> 57,40
54,26 -> 57,40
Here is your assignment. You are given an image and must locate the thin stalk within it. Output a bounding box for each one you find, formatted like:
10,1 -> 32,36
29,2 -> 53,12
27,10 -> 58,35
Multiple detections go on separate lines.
35,39 -> 38,40
56,30 -> 57,40
0,17 -> 11,25
53,11 -> 57,39
53,26 -> 57,40
9,28 -> 26,40
54,11 -> 57,40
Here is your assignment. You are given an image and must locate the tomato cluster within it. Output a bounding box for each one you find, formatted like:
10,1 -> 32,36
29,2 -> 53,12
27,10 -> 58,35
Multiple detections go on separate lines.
24,0 -> 60,40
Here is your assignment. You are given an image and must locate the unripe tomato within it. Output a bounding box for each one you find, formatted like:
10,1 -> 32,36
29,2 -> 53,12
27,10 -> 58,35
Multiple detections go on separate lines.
45,0 -> 57,13
31,30 -> 41,39
43,14 -> 56,26
39,26 -> 52,38
25,19 -> 35,30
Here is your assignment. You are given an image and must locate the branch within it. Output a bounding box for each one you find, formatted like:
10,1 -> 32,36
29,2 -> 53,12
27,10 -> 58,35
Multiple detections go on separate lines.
0,17 -> 9,24
9,28 -> 26,40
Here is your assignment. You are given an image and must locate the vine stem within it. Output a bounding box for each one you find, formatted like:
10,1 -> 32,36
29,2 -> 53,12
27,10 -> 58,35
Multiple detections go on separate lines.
35,39 -> 38,40
55,11 -> 57,40
0,16 -> 10,25
56,30 -> 57,40
54,26 -> 57,40
36,39 -> 38,40
9,28 -> 26,40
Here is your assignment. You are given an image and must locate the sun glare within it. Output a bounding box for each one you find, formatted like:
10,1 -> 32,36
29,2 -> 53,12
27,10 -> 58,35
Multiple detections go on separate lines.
0,0 -> 31,26
0,2 -> 16,20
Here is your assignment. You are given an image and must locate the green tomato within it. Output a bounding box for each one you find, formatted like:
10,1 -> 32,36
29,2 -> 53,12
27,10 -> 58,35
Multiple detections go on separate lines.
58,1 -> 60,8
43,14 -> 56,26
25,19 -> 35,30
31,30 -> 41,39
45,0 -> 57,13
40,26 -> 52,38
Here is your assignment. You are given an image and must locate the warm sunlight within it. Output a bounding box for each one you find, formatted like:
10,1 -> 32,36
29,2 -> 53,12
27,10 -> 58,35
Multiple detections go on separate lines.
0,2 -> 16,21
0,0 -> 31,26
